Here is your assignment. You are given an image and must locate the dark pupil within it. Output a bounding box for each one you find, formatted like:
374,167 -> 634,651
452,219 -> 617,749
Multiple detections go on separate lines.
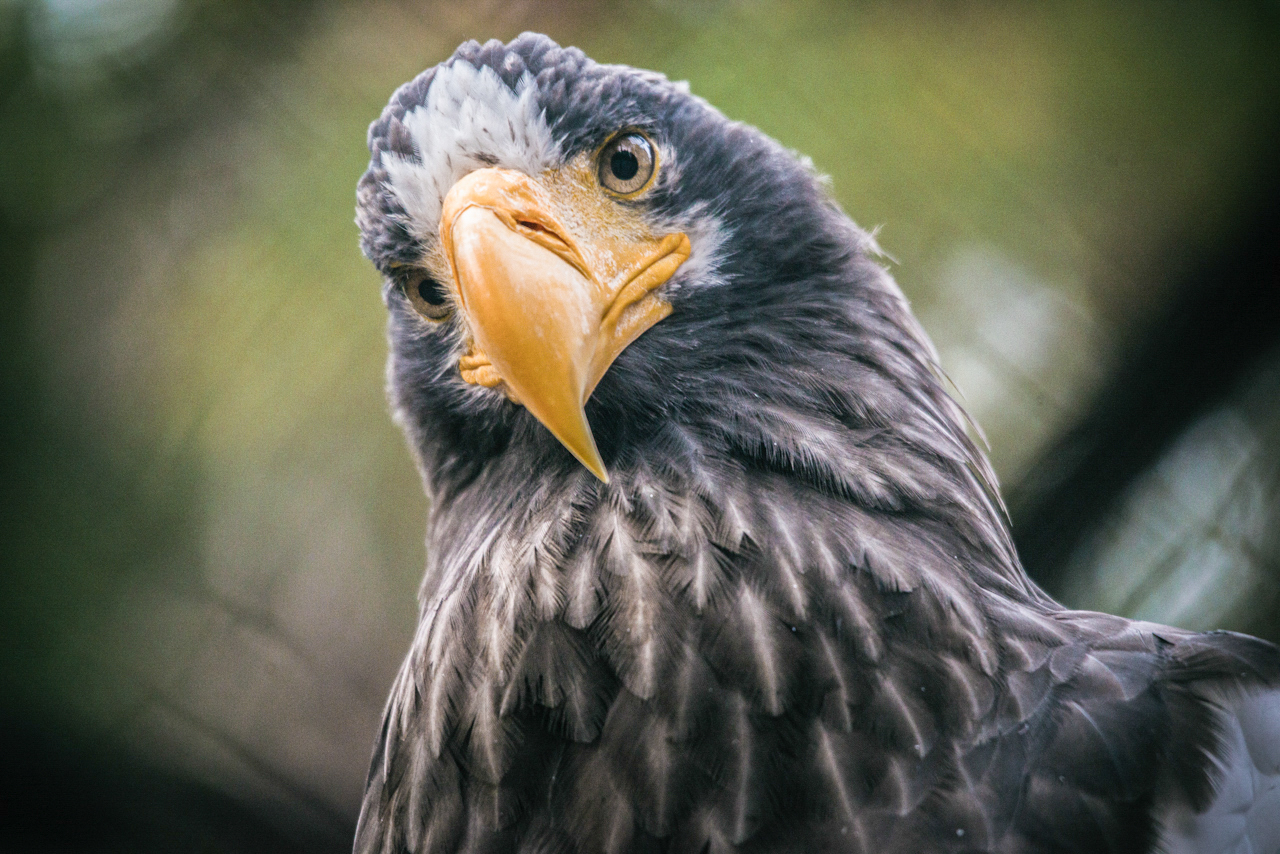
610,148 -> 640,181
418,277 -> 445,305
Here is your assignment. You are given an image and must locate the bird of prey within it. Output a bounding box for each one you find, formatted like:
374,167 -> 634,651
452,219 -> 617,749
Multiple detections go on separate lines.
353,34 -> 1280,854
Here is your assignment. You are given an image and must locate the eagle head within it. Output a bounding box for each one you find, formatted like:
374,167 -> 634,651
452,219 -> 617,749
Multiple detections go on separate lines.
356,33 -> 936,505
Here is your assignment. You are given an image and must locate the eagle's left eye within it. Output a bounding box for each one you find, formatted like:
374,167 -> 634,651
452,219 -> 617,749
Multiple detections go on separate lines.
402,271 -> 453,322
598,132 -> 656,196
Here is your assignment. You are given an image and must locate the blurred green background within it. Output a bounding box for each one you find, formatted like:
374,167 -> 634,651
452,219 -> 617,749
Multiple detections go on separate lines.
2,1 -> 1278,849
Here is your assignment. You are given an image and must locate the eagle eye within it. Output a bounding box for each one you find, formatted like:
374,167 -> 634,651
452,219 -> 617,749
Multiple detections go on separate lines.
598,132 -> 656,196
402,271 -> 452,321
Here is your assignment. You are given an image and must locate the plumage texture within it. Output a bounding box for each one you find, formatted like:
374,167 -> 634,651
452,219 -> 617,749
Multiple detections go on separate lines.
354,34 -> 1280,854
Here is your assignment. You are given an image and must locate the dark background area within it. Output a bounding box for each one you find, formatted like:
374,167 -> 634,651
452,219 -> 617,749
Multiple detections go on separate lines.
2,1 -> 1278,849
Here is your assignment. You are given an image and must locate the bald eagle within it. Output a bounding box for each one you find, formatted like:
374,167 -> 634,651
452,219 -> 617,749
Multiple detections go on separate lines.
353,34 -> 1280,854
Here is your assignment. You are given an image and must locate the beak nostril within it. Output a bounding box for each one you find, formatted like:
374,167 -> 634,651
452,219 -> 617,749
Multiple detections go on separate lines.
515,218 -> 575,258
517,219 -> 566,242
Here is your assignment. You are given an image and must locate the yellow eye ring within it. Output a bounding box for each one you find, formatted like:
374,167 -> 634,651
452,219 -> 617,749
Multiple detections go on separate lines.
597,131 -> 658,197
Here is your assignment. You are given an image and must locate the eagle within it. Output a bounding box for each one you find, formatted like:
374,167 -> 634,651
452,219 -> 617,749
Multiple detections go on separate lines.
353,34 -> 1280,854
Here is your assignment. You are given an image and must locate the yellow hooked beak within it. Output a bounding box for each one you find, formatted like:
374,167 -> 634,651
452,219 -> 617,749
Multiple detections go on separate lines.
439,167 -> 690,482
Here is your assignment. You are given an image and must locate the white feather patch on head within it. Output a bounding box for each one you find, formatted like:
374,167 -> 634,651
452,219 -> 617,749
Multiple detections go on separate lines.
381,61 -> 560,248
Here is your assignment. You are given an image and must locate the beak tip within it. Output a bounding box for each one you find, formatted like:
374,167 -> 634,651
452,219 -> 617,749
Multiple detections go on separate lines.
579,450 -> 610,483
